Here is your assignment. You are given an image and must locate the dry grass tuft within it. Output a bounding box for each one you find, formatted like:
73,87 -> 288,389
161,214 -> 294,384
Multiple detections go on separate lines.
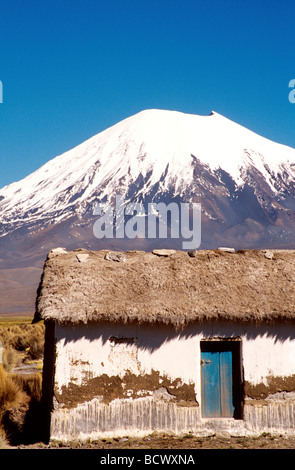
0,320 -> 44,371
0,427 -> 9,448
11,373 -> 43,403
2,345 -> 22,371
0,366 -> 44,445
0,366 -> 27,411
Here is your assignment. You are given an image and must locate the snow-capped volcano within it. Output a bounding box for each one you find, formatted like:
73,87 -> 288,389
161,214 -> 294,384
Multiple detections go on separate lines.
1,108 -> 295,315
1,108 -> 295,240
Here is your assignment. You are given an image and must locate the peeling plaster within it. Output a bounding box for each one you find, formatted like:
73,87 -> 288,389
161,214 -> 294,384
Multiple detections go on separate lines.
244,374 -> 295,400
55,369 -> 198,407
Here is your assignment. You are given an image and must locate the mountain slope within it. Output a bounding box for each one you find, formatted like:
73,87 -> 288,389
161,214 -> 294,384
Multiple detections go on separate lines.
1,109 -> 295,238
1,108 -> 295,314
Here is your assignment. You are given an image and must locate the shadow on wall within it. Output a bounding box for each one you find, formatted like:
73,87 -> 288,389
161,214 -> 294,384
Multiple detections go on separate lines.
58,319 -> 295,351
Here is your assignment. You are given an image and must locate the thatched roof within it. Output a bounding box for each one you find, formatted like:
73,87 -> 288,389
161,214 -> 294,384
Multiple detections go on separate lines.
35,248 -> 295,327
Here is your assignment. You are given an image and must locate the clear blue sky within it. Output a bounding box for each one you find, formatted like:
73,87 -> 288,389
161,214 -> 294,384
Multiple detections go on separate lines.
0,0 -> 294,189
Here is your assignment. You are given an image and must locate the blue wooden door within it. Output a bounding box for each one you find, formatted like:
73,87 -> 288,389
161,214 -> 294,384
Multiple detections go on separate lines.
201,347 -> 234,418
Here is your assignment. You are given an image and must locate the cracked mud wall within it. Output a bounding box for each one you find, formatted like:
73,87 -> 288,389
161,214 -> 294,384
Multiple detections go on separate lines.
55,369 -> 198,407
53,322 -> 201,396
50,321 -> 202,439
47,320 -> 295,439
241,322 -> 295,431
245,375 -> 295,400
243,375 -> 295,432
50,397 -> 202,441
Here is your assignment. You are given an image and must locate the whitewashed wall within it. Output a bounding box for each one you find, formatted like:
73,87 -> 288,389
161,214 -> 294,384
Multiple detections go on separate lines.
50,320 -> 295,440
54,322 -> 200,393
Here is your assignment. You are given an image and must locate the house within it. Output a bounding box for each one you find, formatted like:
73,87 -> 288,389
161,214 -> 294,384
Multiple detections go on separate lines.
35,247 -> 295,442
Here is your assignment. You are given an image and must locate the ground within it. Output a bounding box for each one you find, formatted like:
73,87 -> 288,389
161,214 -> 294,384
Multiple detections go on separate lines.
14,433 -> 295,449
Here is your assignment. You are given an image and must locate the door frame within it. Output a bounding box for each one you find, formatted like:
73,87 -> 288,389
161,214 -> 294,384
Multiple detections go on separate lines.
200,337 -> 243,419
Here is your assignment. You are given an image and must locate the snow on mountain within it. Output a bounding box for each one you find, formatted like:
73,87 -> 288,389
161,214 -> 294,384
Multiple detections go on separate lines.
0,108 -> 295,239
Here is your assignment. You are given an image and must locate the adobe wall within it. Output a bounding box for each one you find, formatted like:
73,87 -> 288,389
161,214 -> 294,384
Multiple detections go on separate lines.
47,320 -> 295,440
